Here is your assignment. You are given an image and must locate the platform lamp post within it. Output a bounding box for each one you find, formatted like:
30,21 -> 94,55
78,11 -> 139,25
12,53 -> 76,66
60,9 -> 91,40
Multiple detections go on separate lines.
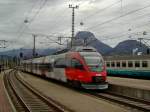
142,31 -> 150,54
32,34 -> 36,58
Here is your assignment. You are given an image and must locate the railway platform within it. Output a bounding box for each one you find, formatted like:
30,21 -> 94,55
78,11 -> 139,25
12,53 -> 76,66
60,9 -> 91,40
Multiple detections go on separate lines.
0,71 -> 12,112
21,72 -> 129,112
107,76 -> 150,101
108,76 -> 150,90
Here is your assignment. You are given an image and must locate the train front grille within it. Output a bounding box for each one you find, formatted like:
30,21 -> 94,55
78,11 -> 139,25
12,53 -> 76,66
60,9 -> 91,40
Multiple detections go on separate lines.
92,76 -> 104,83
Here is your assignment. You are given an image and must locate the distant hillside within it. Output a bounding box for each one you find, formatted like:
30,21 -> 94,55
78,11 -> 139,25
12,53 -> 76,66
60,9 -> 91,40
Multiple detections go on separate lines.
74,31 -> 113,55
0,31 -> 149,57
108,40 -> 149,55
0,48 -> 57,59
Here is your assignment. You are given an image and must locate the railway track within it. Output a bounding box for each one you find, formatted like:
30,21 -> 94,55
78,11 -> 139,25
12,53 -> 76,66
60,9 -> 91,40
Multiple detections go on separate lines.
10,70 -> 150,112
87,91 -> 150,112
3,70 -> 72,112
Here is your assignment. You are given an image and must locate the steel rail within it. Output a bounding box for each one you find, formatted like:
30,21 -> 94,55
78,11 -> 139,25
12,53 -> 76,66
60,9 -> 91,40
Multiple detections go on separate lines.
89,92 -> 150,112
16,71 -> 72,112
4,70 -> 72,112
4,70 -> 31,112
20,71 -> 150,112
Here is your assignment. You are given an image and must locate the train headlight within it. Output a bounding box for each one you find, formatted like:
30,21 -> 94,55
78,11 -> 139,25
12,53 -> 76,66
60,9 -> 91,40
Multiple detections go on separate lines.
96,74 -> 102,76
92,76 -> 103,83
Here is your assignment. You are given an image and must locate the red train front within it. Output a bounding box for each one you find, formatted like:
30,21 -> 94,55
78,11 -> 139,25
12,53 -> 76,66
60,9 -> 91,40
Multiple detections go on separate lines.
65,47 -> 108,89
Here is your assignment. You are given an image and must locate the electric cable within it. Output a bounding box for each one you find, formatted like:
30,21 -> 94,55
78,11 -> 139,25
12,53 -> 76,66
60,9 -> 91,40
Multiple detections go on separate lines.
86,3 -> 150,30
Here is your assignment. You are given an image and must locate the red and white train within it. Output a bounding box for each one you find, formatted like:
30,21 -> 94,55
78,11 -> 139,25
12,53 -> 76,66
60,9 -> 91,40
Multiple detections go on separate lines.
21,46 -> 108,89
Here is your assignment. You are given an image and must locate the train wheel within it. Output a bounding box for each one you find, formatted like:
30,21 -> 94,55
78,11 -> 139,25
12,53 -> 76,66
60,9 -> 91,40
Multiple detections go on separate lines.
67,79 -> 81,89
72,80 -> 81,89
67,79 -> 73,87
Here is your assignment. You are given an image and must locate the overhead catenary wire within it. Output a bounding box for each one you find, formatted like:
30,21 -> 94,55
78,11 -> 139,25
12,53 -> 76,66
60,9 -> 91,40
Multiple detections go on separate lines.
16,0 -> 124,47
142,40 -> 150,48
29,0 -> 48,23
76,0 -> 150,43
99,29 -> 150,42
80,0 -> 121,21
24,0 -> 42,22
86,2 -> 150,30
77,8 -> 150,38
89,19 -> 150,43
48,1 -> 88,35
13,0 -> 52,50
97,29 -> 150,42
98,21 -> 150,40
45,0 -> 81,30
17,0 -> 48,40
16,0 -> 42,38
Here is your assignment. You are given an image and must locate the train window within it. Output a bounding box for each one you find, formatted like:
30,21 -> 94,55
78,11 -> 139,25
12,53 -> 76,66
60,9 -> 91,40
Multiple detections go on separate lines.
135,61 -> 140,67
116,62 -> 120,67
51,64 -> 54,71
128,61 -> 133,67
32,64 -> 35,69
39,63 -> 52,72
106,62 -> 110,67
45,64 -> 53,72
66,59 -> 71,67
111,62 -> 115,67
38,64 -> 44,69
71,59 -> 84,70
84,56 -> 103,66
142,61 -> 148,67
36,64 -> 39,70
122,61 -> 126,67
54,58 -> 66,68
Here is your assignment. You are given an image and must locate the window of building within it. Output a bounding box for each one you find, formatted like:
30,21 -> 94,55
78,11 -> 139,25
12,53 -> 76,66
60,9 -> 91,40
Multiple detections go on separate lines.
111,62 -> 115,67
122,61 -> 126,67
142,61 -> 148,67
116,62 -> 120,67
135,61 -> 140,67
128,61 -> 133,67
106,62 -> 110,67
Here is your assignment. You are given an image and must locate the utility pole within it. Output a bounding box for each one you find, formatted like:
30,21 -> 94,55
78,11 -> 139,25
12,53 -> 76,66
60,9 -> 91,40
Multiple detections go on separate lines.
0,40 -> 8,70
69,4 -> 79,48
32,34 -> 36,58
138,38 -> 143,47
57,36 -> 70,45
138,37 -> 150,54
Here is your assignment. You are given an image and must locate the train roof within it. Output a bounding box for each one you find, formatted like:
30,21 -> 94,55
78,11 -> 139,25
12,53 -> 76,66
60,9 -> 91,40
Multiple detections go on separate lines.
71,46 -> 97,52
32,57 -> 44,63
52,46 -> 97,55
52,48 -> 69,55
104,55 -> 150,61
22,46 -> 100,63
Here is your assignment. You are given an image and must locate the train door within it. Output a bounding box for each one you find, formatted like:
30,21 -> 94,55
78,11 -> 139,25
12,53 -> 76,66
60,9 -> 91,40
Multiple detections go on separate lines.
66,58 -> 85,81
53,58 -> 67,82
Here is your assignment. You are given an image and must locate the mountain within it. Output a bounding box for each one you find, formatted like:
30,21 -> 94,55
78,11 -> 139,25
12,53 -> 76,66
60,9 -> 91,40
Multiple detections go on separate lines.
74,31 -> 113,55
108,40 -> 149,55
0,31 -> 149,57
74,31 -> 149,55
0,48 -> 57,59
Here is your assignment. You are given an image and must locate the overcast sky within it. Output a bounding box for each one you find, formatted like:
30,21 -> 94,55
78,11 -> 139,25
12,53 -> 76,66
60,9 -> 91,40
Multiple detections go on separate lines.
0,0 -> 150,51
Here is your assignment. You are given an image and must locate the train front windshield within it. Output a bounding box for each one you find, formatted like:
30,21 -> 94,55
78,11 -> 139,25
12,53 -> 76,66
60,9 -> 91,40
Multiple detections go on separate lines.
80,52 -> 104,72
84,56 -> 104,72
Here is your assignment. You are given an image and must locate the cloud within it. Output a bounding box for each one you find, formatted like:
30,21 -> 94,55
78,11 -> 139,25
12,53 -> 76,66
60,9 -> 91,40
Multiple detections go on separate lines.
0,0 -> 150,50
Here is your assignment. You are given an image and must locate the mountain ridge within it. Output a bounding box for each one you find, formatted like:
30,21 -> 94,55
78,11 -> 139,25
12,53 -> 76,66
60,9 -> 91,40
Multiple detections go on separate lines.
0,31 -> 149,58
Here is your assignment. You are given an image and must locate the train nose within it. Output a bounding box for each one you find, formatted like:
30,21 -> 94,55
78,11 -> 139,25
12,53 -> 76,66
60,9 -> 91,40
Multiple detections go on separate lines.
92,76 -> 105,83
